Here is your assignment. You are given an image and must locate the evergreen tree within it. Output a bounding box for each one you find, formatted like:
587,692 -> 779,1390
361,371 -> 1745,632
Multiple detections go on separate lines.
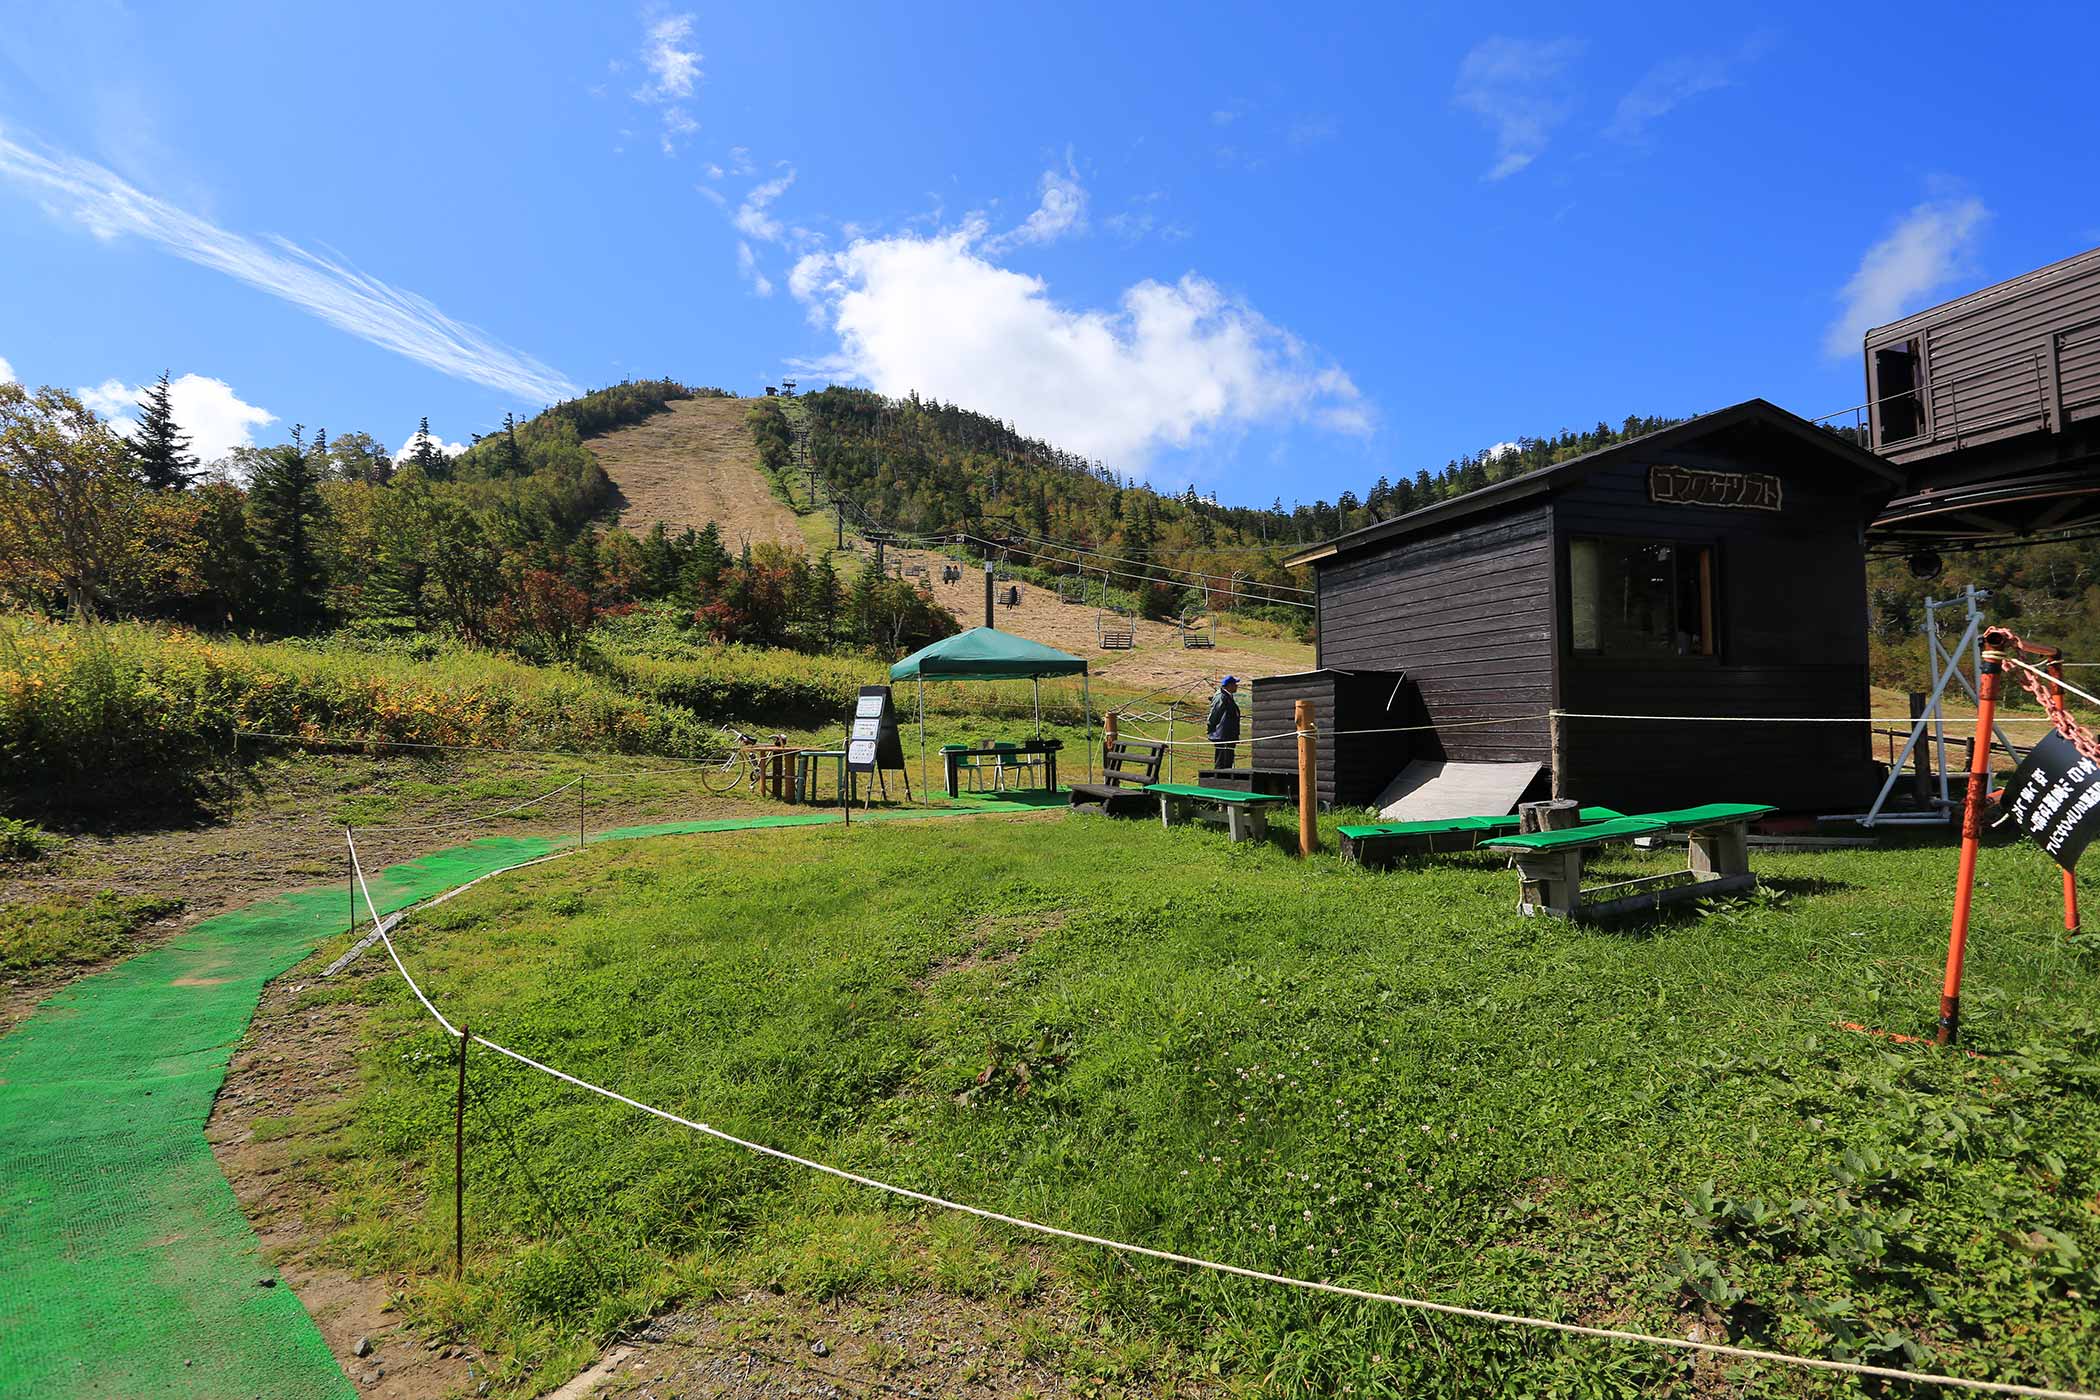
680,521 -> 730,601
409,416 -> 447,478
129,371 -> 199,490
247,426 -> 328,628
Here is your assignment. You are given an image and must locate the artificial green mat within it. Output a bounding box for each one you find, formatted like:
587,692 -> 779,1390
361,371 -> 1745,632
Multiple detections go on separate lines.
0,798 -> 1041,1397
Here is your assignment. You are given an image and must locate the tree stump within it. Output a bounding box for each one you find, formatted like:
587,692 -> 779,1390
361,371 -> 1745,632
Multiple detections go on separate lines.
1519,798 -> 1581,834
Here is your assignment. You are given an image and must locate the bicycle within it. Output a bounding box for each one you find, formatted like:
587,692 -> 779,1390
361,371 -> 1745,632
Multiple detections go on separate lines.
696,725 -> 761,796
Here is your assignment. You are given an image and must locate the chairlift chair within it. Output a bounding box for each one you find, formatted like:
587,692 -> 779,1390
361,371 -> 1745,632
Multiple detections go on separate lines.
1180,610 -> 1216,650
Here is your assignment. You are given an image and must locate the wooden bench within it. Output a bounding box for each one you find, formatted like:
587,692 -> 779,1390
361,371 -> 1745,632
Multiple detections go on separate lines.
1068,739 -> 1165,815
1099,626 -> 1134,649
1338,807 -> 1625,869
1149,782 -> 1294,842
1478,803 -> 1776,919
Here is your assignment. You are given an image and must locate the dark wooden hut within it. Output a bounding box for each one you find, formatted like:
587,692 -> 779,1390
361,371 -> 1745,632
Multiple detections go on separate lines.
1247,668 -> 1414,808
1285,400 -> 1905,814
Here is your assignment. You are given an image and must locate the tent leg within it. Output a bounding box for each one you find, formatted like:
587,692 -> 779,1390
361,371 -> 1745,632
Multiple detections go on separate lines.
1033,677 -> 1041,738
918,679 -> 927,801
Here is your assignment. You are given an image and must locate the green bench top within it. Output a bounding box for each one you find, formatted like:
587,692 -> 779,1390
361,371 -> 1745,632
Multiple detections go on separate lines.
1148,783 -> 1294,804
1480,817 -> 1667,851
1631,803 -> 1776,827
1479,804 -> 1775,853
1337,807 -> 1625,842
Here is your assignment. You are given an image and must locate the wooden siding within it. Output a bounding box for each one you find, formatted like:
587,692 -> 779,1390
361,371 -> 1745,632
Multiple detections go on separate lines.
1553,445 -> 1876,812
1870,246 -> 2100,462
1248,670 -> 1413,808
1315,504 -> 1554,769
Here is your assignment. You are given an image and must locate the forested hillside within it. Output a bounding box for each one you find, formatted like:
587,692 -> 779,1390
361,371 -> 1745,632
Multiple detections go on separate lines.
0,378 -> 951,658
1869,541 -> 2100,688
750,387 -> 1688,617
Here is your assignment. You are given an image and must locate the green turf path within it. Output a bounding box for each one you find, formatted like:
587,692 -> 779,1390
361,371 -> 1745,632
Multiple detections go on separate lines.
0,795 -> 1047,1397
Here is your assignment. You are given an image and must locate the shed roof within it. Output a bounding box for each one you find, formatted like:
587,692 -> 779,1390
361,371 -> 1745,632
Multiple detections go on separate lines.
888,627 -> 1088,681
1284,398 -> 1902,567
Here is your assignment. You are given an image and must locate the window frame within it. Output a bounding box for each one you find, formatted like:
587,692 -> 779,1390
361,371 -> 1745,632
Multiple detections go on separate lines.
1869,334 -> 1931,445
1563,533 -> 1721,666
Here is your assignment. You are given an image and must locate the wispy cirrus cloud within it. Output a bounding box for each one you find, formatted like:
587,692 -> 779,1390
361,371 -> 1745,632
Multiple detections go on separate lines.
1824,190 -> 1990,357
635,11 -> 702,154
980,161 -> 1088,255
0,127 -> 578,403
1453,36 -> 1586,180
1605,33 -> 1773,143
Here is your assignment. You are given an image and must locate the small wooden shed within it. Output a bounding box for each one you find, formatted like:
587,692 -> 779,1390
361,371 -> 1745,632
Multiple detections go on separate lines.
1285,400 -> 1905,814
1248,668 -> 1414,808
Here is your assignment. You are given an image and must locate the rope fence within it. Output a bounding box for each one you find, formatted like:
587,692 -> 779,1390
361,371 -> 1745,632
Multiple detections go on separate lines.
339,828 -> 2100,1400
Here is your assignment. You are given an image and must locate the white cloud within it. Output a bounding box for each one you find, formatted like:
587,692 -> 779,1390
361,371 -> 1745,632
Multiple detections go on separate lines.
1453,36 -> 1586,180
1605,35 -> 1771,143
634,12 -> 702,154
981,163 -> 1089,254
737,241 -> 773,297
0,355 -> 13,384
733,169 -> 795,243
1823,193 -> 1990,358
1484,440 -> 1520,459
0,128 -> 578,403
394,427 -> 469,463
81,373 -> 277,464
659,106 -> 698,155
789,225 -> 1367,470
639,12 -> 700,99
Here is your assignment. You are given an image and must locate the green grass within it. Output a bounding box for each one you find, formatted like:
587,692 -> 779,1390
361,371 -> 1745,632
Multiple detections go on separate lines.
0,890 -> 184,975
298,814 -> 2100,1397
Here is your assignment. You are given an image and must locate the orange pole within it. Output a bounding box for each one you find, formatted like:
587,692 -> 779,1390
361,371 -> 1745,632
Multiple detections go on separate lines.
1939,655 -> 2001,1046
2047,661 -> 2081,934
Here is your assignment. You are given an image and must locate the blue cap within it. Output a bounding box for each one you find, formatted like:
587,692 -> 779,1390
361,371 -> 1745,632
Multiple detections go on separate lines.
1222,675 -> 1239,685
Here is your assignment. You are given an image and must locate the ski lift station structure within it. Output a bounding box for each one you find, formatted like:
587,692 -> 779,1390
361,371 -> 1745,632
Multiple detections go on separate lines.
1276,243 -> 2100,816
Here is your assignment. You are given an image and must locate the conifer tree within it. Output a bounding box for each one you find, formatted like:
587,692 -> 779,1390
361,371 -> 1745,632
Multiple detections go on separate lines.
130,371 -> 199,490
248,425 -> 328,627
409,416 -> 447,478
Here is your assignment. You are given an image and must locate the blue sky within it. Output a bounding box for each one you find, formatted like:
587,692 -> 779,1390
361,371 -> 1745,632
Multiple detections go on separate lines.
2,1 -> 2096,505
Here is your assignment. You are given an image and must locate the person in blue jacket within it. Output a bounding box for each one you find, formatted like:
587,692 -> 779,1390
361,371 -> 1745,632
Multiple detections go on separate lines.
1206,675 -> 1242,772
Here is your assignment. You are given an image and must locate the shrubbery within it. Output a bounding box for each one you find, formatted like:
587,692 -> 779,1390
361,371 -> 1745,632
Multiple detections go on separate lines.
0,618 -> 714,808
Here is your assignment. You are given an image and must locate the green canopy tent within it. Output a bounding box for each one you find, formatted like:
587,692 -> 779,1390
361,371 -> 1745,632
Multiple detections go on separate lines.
889,627 -> 1093,795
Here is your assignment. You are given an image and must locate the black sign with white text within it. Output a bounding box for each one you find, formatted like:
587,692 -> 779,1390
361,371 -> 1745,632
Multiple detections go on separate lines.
846,685 -> 905,773
2004,731 -> 2100,872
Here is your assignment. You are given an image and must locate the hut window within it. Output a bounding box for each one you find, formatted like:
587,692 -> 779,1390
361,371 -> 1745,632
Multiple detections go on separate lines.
1874,339 -> 1925,441
1570,538 -> 1715,658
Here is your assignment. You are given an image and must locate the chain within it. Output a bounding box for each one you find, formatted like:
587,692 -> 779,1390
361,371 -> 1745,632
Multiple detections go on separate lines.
1982,627 -> 2100,765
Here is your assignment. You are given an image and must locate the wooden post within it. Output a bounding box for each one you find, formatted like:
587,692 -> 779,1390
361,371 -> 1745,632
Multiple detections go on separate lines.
1519,798 -> 1580,834
1104,710 -> 1119,753
1295,699 -> 1317,857
454,1024 -> 469,1281
1908,692 -> 1933,806
1548,712 -> 1565,800
1939,656 -> 2001,1046
348,827 -> 357,933
577,776 -> 586,850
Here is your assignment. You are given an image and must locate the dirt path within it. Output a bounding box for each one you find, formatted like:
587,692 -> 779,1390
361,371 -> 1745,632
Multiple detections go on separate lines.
891,546 -> 1313,698
593,397 -> 806,551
